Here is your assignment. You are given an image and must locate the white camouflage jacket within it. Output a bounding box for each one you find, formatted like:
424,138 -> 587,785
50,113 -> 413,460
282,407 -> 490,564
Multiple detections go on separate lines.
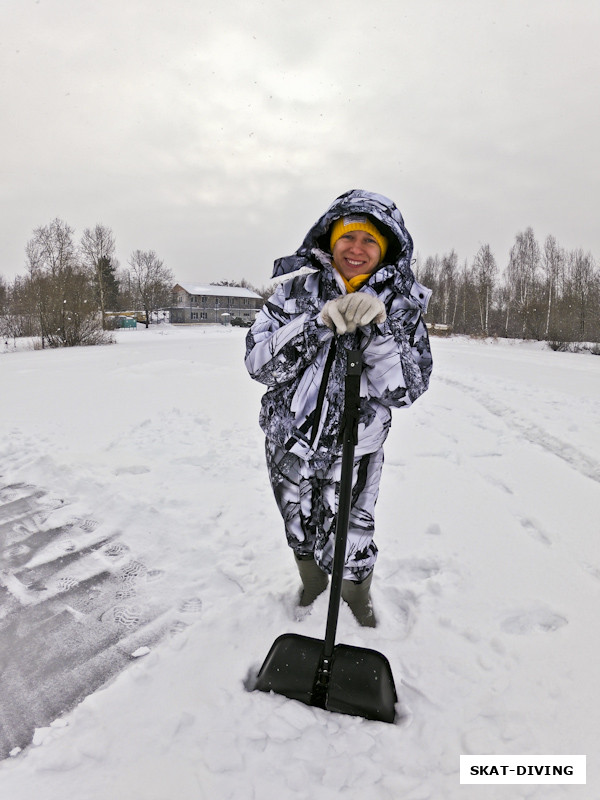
245,190 -> 433,470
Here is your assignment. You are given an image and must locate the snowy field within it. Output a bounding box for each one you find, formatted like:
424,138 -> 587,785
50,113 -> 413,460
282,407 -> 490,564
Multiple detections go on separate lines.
0,325 -> 598,800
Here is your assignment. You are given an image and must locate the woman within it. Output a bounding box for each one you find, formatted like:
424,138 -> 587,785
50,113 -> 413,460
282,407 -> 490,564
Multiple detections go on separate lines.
245,189 -> 432,626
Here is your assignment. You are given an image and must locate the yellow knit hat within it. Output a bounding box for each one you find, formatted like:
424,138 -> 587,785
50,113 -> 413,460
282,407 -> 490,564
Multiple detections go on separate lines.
329,215 -> 388,261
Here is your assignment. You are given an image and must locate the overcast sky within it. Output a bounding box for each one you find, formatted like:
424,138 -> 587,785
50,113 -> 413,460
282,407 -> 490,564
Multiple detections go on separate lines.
2,0 -> 599,288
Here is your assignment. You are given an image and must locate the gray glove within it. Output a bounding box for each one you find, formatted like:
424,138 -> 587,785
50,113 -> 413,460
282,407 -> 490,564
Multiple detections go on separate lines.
320,294 -> 386,334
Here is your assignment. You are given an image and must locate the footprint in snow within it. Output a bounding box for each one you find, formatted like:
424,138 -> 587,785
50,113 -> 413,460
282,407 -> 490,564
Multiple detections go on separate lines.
113,465 -> 151,476
425,523 -> 442,536
580,562 -> 600,582
384,587 -> 418,638
179,597 -> 203,614
500,608 -> 568,635
389,557 -> 442,581
56,576 -> 79,591
102,542 -> 130,560
114,559 -> 148,600
118,560 -> 148,583
108,604 -> 146,629
72,517 -> 99,533
519,517 -> 552,547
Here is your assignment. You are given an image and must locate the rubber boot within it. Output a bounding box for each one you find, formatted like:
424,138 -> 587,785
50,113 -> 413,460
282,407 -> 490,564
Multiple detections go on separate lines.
294,553 -> 329,606
341,571 -> 377,627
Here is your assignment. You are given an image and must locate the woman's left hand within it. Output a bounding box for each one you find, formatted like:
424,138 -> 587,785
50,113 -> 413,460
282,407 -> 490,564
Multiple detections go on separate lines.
321,294 -> 386,334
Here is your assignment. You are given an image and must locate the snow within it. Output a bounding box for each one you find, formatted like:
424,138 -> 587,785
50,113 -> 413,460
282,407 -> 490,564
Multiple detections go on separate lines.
175,282 -> 263,299
0,326 -> 599,799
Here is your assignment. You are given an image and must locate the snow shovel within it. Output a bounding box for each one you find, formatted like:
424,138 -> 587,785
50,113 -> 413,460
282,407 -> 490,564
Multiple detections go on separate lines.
254,349 -> 397,723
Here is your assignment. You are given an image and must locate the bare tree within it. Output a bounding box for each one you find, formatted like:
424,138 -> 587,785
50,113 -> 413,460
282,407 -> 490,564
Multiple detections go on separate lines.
542,235 -> 564,339
26,217 -> 78,278
439,251 -> 459,326
25,219 -> 78,346
80,224 -> 118,329
456,258 -> 470,334
505,228 -> 542,337
0,275 -> 7,318
472,244 -> 497,335
115,267 -> 136,311
24,219 -> 107,347
128,250 -> 174,327
567,249 -> 595,340
2,276 -> 37,341
419,255 -> 442,322
0,275 -> 9,344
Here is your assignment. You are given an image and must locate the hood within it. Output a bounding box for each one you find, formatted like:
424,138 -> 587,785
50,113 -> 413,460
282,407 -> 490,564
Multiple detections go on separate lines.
272,189 -> 416,293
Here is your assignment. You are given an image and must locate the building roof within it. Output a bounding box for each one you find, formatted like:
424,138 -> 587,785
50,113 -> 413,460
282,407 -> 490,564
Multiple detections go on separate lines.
175,283 -> 262,300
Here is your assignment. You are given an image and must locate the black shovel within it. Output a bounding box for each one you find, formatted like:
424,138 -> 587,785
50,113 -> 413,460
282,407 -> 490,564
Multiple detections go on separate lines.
254,349 -> 397,723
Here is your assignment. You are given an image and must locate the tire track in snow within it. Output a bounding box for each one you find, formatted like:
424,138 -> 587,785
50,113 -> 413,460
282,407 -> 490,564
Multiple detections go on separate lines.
439,376 -> 600,484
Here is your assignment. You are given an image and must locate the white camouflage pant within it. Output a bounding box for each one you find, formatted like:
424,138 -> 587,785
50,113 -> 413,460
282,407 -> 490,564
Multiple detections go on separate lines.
265,440 -> 384,581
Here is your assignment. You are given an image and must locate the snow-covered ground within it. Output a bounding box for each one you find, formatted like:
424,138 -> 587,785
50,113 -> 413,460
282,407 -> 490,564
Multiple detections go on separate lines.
0,326 -> 598,799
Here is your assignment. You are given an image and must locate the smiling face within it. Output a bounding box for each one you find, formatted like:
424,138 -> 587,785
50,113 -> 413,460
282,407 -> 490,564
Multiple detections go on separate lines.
331,230 -> 382,281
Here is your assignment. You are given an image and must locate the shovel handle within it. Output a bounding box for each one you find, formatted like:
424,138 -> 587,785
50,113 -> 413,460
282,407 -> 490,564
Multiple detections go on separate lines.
322,349 -> 362,660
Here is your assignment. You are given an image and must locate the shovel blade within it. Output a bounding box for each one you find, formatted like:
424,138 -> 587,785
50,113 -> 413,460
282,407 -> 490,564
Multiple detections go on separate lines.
254,633 -> 324,706
254,633 -> 397,724
325,642 -> 397,724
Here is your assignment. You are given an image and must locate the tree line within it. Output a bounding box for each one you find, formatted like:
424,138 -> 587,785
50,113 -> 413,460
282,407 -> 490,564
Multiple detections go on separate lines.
417,228 -> 600,345
2,219 -> 598,349
0,219 -> 174,347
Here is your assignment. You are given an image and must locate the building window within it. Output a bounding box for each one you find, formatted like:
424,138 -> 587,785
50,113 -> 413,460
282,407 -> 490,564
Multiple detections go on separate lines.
201,296 -> 207,304
191,296 -> 198,304
191,312 -> 199,320
200,312 -> 207,320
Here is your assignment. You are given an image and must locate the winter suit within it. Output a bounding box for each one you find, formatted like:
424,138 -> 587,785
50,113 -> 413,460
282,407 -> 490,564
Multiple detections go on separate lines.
245,190 -> 432,582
